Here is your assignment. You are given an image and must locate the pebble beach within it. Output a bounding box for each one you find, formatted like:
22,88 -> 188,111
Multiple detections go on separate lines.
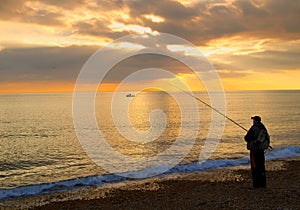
1,156 -> 299,210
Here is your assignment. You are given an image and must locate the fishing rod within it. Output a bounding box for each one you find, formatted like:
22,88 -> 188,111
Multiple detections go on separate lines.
173,86 -> 248,132
172,86 -> 275,150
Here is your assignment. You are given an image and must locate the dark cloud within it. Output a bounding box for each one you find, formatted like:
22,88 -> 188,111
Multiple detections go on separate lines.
0,0 -> 29,20
119,0 -> 300,44
72,0 -> 204,42
26,9 -> 64,26
234,0 -> 268,17
212,48 -> 300,71
0,46 -> 97,82
128,0 -> 198,20
0,0 -> 64,26
2,0 -> 299,43
0,45 -> 199,84
94,0 -> 126,10
37,0 -> 87,10
102,54 -> 193,84
1,42 -> 298,84
263,0 -> 300,33
73,19 -> 129,39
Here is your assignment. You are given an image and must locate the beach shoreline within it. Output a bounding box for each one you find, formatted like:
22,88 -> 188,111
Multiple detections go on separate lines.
1,156 -> 299,210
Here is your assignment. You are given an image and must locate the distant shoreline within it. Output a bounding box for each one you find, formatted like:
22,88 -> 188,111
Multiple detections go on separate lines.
1,156 -> 299,210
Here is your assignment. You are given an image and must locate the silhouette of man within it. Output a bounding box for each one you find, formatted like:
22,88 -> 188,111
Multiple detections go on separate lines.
244,116 -> 268,188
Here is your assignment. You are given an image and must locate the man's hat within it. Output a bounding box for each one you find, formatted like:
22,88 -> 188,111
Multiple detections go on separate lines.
251,116 -> 261,122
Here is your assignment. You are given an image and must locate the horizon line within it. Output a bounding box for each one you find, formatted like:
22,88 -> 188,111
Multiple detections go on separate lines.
1,89 -> 299,95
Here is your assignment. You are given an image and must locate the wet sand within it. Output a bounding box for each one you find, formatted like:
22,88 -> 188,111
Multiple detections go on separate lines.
1,156 -> 299,210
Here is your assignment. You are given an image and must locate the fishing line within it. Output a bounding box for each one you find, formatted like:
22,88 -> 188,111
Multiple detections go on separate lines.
172,85 -> 248,132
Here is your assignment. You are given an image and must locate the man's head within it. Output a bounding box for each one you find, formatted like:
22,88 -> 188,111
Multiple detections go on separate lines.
251,116 -> 261,124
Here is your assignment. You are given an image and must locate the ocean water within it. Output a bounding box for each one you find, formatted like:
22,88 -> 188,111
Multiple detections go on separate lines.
0,90 -> 300,199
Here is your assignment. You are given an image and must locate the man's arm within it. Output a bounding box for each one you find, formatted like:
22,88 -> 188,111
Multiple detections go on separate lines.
245,125 -> 260,142
244,127 -> 254,142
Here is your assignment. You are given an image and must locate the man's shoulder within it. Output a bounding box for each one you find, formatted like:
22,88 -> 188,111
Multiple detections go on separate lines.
251,124 -> 261,130
251,124 -> 261,136
257,122 -> 267,130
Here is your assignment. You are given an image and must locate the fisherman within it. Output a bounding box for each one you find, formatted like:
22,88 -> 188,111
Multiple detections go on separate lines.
244,116 -> 268,188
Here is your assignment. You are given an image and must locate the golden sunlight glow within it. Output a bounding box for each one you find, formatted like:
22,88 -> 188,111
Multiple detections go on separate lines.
109,42 -> 145,50
0,81 -> 75,93
0,21 -> 107,47
144,14 -> 165,23
1,69 -> 300,94
201,36 -> 269,56
176,0 -> 201,6
109,22 -> 155,34
25,1 -> 60,14
221,69 -> 300,90
0,21 -> 56,46
178,0 -> 235,7
175,73 -> 206,91
167,45 -> 204,57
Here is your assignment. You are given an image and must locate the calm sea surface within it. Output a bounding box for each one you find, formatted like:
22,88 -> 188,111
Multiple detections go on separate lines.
0,90 -> 299,190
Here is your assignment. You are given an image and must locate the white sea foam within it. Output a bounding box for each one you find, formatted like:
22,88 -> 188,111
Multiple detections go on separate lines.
266,146 -> 300,160
0,145 -> 299,200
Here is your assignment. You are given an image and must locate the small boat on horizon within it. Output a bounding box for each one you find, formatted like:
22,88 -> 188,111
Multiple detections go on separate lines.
126,93 -> 135,97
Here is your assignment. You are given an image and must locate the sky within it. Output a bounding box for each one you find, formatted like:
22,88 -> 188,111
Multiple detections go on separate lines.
0,0 -> 299,93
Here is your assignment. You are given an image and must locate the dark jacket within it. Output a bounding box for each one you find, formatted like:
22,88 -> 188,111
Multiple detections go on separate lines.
244,122 -> 267,143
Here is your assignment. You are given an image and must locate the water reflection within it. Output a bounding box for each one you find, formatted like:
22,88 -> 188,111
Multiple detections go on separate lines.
96,91 -> 183,158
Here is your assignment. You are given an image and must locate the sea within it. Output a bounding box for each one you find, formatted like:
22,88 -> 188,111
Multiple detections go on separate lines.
0,90 -> 300,199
